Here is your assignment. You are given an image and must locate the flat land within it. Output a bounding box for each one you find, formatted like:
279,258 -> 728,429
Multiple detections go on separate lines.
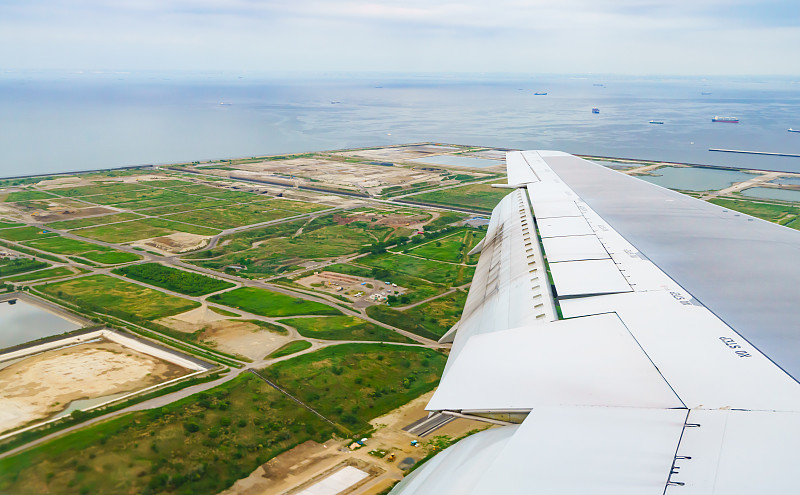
208,287 -> 342,317
39,275 -> 200,320
359,252 -> 474,286
46,212 -> 143,230
367,290 -> 468,341
268,340 -> 312,358
112,263 -> 235,296
0,340 -> 189,433
406,183 -> 509,212
278,316 -> 412,343
73,218 -> 219,243
21,236 -> 141,265
163,203 -> 296,230
262,343 -> 448,432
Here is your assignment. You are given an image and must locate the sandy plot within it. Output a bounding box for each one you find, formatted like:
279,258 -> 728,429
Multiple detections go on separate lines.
198,320 -> 289,360
0,340 -> 188,433
131,232 -> 211,254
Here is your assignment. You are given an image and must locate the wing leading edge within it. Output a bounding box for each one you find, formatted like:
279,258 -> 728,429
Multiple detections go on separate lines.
390,151 -> 800,495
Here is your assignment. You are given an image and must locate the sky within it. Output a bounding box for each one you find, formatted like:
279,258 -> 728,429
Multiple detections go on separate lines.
1,0 -> 798,75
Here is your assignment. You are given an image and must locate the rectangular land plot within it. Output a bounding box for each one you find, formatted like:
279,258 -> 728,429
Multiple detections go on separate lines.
39,274 -> 200,320
208,287 -> 341,317
277,315 -> 412,342
162,203 -> 295,229
359,252 -> 475,285
72,218 -> 217,243
20,236 -> 142,264
112,263 -> 235,296
407,229 -> 485,264
408,183 -> 509,212
45,212 -> 143,229
0,330 -> 206,434
46,182 -> 152,197
366,290 -> 468,341
2,190 -> 58,202
0,227 -> 58,242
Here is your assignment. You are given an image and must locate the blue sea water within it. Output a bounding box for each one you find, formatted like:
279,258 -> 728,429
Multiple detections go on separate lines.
1,71 -> 800,176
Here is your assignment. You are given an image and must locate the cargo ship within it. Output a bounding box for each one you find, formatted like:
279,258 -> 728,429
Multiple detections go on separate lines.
712,116 -> 739,123
533,92 -> 548,95
649,120 -> 664,124
789,128 -> 800,133
592,107 -> 600,114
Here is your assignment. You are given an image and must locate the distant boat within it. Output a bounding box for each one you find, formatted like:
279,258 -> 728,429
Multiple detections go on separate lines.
649,120 -> 664,124
712,116 -> 739,123
592,107 -> 600,114
593,84 -> 605,87
330,101 -> 341,104
533,92 -> 548,95
789,128 -> 800,133
701,92 -> 712,95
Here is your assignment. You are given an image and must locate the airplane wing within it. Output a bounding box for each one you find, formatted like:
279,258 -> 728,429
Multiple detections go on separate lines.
391,151 -> 800,495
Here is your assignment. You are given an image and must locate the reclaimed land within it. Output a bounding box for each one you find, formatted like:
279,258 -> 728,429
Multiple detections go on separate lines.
367,290 -> 468,341
208,287 -> 342,317
404,183 -> 509,213
39,274 -> 200,320
0,344 -> 446,495
112,263 -> 235,297
278,315 -> 413,343
267,340 -> 312,358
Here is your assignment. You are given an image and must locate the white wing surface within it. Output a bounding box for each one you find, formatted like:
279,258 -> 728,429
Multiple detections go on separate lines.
391,151 -> 800,495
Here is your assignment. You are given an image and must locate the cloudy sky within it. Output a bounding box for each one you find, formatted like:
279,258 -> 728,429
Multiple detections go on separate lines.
1,0 -> 798,75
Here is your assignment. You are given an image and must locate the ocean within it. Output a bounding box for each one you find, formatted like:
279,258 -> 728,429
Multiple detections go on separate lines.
1,71 -> 800,176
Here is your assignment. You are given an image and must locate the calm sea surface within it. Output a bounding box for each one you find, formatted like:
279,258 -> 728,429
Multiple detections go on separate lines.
1,72 -> 800,176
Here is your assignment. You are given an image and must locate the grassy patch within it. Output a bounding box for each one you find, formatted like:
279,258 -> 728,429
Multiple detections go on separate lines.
163,203 -> 294,229
208,287 -> 342,317
243,320 -> 289,335
279,316 -> 412,343
46,182 -> 151,197
0,374 -> 337,495
0,258 -> 50,277
40,274 -> 200,320
5,266 -> 75,282
263,344 -> 447,432
409,184 -> 509,212
0,227 -> 58,242
113,263 -> 235,296
709,197 -> 800,223
367,290 -> 468,340
21,236 -> 142,265
45,212 -> 143,229
0,219 -> 24,229
73,221 -> 176,243
267,340 -> 312,358
359,253 -> 474,285
208,306 -> 241,317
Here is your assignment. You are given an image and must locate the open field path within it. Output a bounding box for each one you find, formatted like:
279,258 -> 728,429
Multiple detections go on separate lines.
390,283 -> 471,311
699,171 -> 784,200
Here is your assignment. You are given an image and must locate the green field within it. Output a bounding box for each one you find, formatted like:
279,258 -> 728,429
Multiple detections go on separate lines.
263,344 -> 447,431
267,340 -> 312,358
21,236 -> 141,265
324,262 -> 445,305
278,315 -> 412,342
0,374 -> 336,495
408,183 -> 509,212
0,258 -> 50,278
2,190 -> 58,202
45,212 -> 143,229
208,287 -> 342,317
73,218 -> 218,243
5,266 -> 76,282
141,199 -> 232,216
0,219 -> 24,229
40,275 -> 200,320
188,216 -> 399,278
0,227 -> 57,242
359,252 -> 474,285
367,290 -> 468,340
113,263 -> 235,296
407,229 -> 485,264
46,183 -> 151,197
163,203 -> 294,229
709,197 -> 800,223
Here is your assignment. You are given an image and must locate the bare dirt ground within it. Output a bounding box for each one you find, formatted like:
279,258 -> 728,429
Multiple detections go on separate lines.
159,307 -> 290,360
222,390 -> 491,495
131,232 -> 211,254
27,206 -> 116,223
0,340 -> 188,433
